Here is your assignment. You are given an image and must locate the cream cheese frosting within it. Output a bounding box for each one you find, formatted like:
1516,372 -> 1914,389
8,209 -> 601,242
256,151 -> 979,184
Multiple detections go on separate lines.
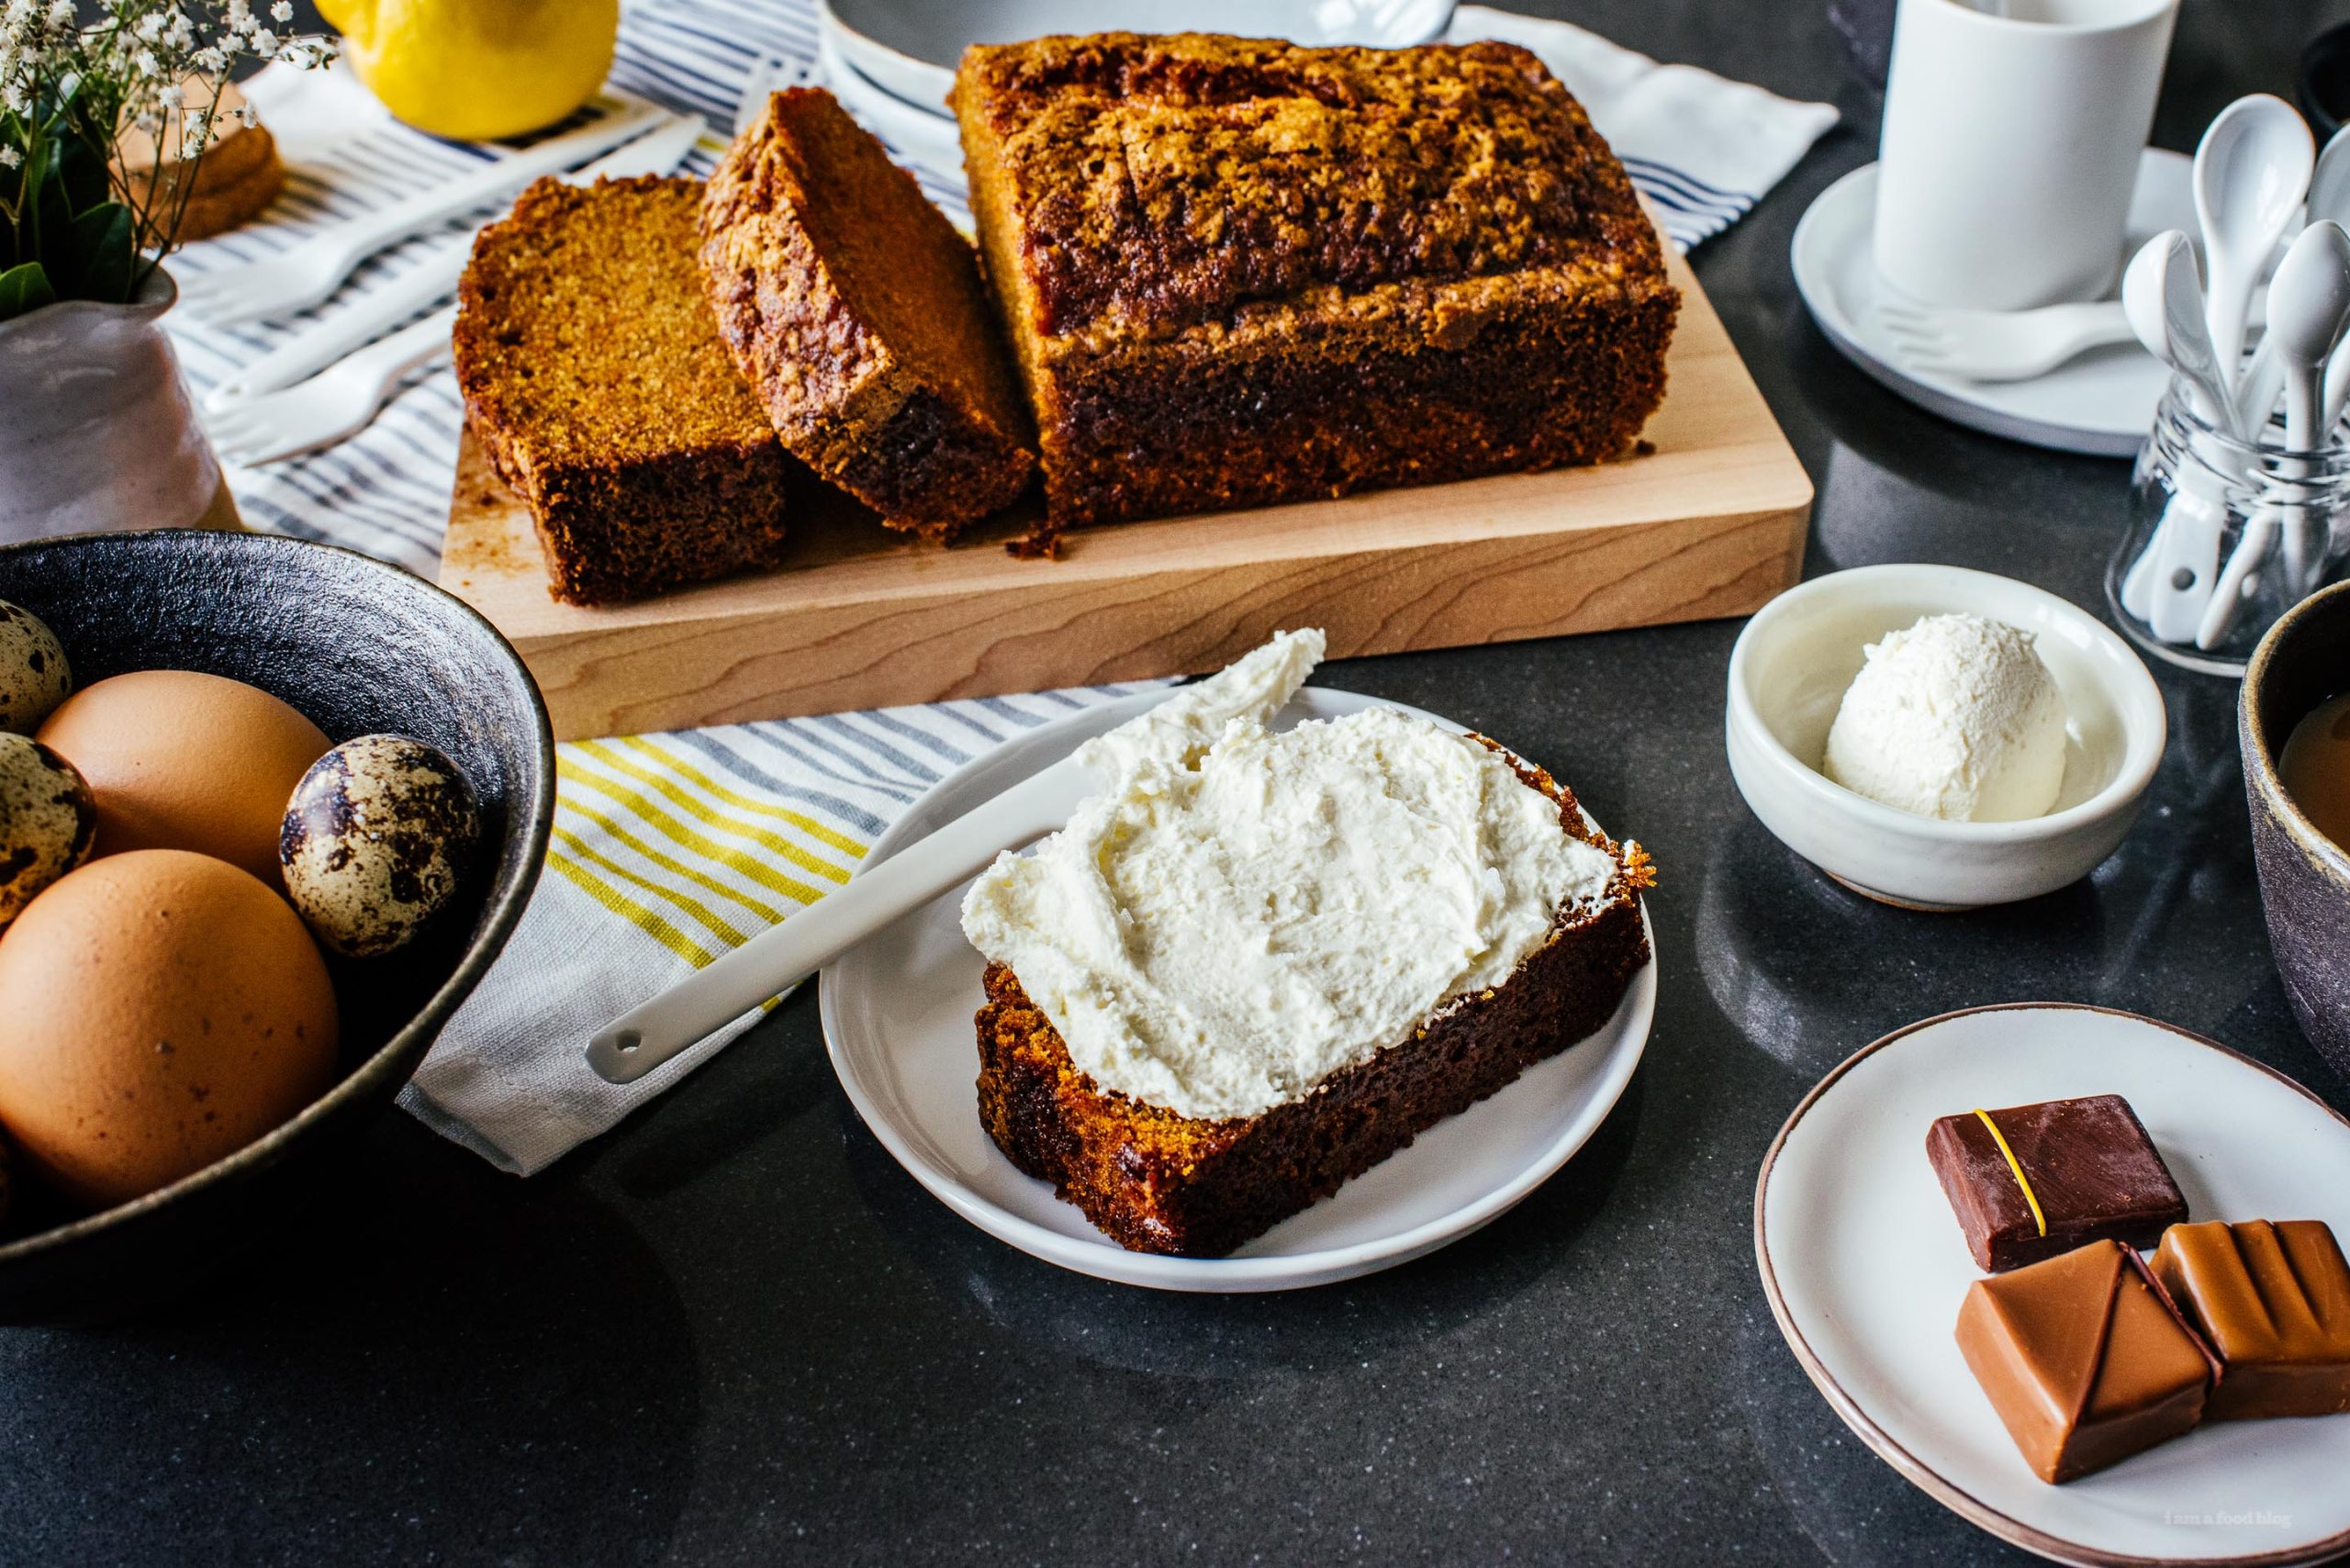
960,632 -> 1620,1122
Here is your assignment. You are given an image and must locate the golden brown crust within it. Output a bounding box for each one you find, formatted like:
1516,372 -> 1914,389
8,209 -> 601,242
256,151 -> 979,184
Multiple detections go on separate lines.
973,749 -> 1653,1257
699,88 -> 1035,541
453,175 -> 793,606
954,34 -> 1679,542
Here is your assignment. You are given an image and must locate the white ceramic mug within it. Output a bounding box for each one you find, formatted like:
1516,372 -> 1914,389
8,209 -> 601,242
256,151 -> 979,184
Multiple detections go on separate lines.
1874,0 -> 2179,311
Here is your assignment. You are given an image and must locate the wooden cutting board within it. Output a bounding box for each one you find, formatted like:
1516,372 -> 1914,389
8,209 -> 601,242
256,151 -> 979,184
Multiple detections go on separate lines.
441,241 -> 1811,740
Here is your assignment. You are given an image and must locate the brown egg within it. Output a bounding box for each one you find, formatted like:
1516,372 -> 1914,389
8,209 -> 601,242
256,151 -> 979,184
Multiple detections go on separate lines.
0,849 -> 338,1211
37,670 -> 329,885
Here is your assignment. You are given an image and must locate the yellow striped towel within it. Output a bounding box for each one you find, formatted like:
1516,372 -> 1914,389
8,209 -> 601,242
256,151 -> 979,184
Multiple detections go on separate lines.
398,682 -> 1158,1174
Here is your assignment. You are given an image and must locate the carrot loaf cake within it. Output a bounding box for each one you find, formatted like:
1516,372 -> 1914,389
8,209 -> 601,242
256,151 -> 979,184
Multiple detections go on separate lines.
453,175 -> 793,607
962,631 -> 1653,1257
952,33 -> 1681,544
699,88 -> 1035,541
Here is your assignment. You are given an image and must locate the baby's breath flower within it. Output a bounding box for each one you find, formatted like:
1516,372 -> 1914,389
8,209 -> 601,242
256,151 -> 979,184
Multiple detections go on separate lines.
0,145 -> 18,170
269,0 -> 289,18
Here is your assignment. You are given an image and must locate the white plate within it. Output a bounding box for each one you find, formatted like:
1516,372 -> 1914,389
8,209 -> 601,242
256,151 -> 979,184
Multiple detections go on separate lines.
821,0 -> 1456,112
815,22 -> 965,174
1792,151 -> 2190,459
818,687 -> 1657,1293
1755,1004 -> 2350,1567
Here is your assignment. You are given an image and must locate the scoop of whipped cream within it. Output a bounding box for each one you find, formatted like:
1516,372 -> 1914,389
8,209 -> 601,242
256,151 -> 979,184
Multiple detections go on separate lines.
1821,612 -> 2069,823
960,631 -> 1620,1122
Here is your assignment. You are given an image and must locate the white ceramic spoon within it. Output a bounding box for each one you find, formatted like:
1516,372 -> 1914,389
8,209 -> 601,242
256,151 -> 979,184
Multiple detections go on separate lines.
2119,230 -> 2242,641
2194,95 -> 2313,413
2197,220 -> 2350,649
2236,122 -> 2350,428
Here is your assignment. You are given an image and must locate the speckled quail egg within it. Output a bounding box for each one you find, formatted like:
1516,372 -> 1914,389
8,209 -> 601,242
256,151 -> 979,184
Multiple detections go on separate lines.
0,600 -> 71,735
279,734 -> 481,958
0,733 -> 96,926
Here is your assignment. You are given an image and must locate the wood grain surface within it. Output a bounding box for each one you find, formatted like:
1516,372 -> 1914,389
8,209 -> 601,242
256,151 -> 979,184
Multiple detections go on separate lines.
440,241 -> 1811,740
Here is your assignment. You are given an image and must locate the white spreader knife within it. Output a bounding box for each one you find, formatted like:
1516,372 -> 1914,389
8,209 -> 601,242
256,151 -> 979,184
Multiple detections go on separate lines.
585,689 -> 1162,1084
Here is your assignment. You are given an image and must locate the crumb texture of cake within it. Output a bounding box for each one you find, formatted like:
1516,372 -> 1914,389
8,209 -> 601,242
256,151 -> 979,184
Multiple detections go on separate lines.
960,630 -> 1652,1256
453,175 -> 793,607
699,88 -> 1036,541
952,33 -> 1681,538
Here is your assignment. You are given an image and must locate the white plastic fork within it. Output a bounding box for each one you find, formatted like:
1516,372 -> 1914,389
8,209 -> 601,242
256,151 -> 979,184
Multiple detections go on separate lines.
1877,297 -> 2135,383
206,306 -> 455,466
174,95 -> 665,325
1877,292 -> 2267,384
734,54 -> 791,136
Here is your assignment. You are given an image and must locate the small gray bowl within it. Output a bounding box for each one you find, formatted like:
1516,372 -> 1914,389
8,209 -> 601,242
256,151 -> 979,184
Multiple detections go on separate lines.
2243,579 -> 2350,1086
0,530 -> 553,1322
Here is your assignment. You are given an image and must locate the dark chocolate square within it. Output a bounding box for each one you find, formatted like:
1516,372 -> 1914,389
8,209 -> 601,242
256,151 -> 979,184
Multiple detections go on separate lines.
1927,1094 -> 2188,1271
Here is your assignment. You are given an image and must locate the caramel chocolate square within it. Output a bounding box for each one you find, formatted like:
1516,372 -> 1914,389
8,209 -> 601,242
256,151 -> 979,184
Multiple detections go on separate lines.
1927,1095 -> 2188,1271
1956,1239 -> 2215,1484
2150,1219 -> 2350,1420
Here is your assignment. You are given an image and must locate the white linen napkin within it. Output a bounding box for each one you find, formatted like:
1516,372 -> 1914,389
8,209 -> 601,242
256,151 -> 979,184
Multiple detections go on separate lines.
163,0 -> 1834,1174
1449,6 -> 1841,252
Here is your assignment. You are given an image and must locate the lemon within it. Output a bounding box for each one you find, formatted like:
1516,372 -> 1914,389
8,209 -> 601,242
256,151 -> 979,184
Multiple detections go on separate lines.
318,0 -> 620,142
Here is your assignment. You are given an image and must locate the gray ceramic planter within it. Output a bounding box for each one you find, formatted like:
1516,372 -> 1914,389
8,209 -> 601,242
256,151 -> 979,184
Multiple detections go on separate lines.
2242,579 -> 2350,1085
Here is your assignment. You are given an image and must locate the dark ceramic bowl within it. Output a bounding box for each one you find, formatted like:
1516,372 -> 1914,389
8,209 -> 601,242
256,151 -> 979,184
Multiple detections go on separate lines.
2243,579 -> 2350,1087
0,530 -> 553,1322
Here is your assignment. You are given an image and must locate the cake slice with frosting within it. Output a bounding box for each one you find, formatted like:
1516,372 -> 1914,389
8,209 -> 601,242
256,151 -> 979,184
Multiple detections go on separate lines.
961,630 -> 1653,1257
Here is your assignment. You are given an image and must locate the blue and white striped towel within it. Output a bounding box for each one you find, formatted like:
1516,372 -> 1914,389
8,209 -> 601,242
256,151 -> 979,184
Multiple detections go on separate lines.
162,0 -> 1834,1173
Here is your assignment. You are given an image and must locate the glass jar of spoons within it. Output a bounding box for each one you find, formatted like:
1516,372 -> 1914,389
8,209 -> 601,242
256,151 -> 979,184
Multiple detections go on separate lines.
2109,95 -> 2350,675
2115,386 -> 2350,675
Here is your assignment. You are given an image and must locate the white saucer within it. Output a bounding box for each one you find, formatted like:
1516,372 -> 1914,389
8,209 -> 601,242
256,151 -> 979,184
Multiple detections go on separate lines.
818,687 -> 1657,1293
1792,151 -> 2191,458
1755,1004 -> 2350,1567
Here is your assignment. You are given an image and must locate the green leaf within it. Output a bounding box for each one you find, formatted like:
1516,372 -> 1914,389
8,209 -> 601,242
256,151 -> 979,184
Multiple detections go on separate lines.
0,262 -> 58,322
30,145 -> 73,289
52,129 -> 112,219
68,201 -> 134,304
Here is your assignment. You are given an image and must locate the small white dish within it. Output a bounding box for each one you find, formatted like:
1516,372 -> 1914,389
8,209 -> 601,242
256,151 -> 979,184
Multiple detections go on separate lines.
1755,1004 -> 2350,1567
1725,564 -> 2166,910
1793,150 -> 2193,458
818,687 -> 1656,1293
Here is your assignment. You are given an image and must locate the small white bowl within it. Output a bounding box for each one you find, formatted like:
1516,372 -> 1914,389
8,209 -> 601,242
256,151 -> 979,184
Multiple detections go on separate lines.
1726,564 -> 2166,910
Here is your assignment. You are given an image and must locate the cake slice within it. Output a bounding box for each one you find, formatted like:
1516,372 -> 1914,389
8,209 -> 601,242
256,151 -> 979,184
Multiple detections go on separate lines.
699,88 -> 1035,540
453,175 -> 793,607
952,33 -> 1681,546
960,633 -> 1652,1257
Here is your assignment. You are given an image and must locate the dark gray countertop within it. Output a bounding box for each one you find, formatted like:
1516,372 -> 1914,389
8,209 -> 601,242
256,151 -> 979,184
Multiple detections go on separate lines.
13,2 -> 2350,1563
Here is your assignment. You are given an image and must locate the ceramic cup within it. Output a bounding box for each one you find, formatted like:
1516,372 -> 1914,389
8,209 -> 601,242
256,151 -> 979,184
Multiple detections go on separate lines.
1874,0 -> 2180,310
2242,579 -> 2350,1085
